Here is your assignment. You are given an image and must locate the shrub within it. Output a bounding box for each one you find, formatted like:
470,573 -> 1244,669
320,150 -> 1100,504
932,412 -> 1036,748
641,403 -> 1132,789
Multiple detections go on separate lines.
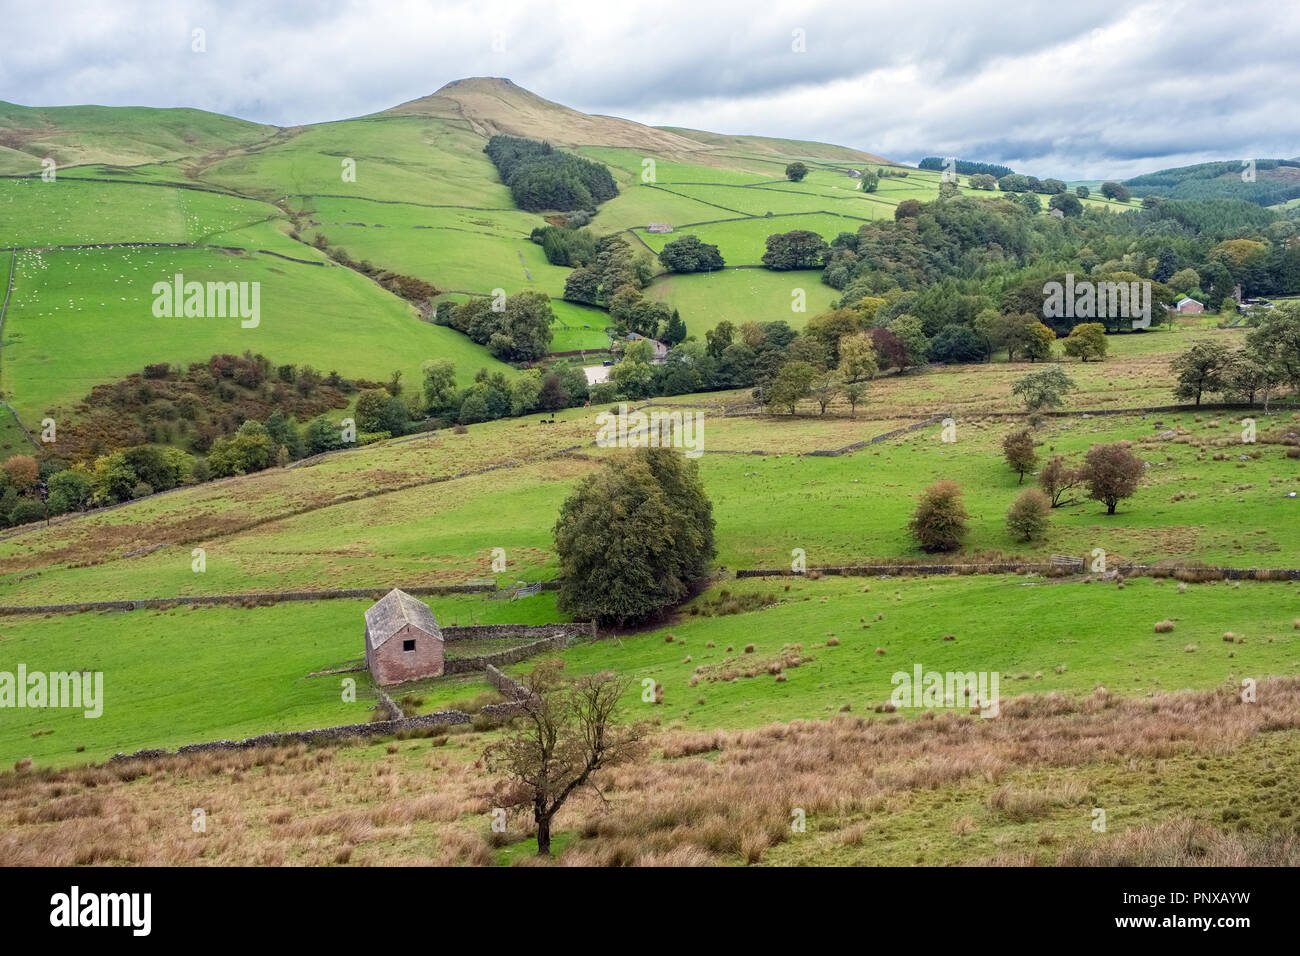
1002,428 -> 1038,483
1005,488 -> 1052,541
2,455 -> 39,493
1062,322 -> 1108,362
47,469 -> 92,515
1011,366 -> 1076,411
908,480 -> 969,552
7,499 -> 45,525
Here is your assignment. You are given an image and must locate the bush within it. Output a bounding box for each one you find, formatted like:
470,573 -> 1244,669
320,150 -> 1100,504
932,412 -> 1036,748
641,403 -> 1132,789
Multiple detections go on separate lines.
1005,488 -> 1052,541
1062,322 -> 1108,362
47,469 -> 92,515
908,481 -> 969,552
1039,454 -> 1083,507
1011,366 -> 1076,411
8,499 -> 46,525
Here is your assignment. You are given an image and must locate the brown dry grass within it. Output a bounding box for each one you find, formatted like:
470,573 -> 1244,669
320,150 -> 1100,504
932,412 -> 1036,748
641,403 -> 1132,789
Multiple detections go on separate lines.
1053,819 -> 1300,866
2,677 -> 1298,866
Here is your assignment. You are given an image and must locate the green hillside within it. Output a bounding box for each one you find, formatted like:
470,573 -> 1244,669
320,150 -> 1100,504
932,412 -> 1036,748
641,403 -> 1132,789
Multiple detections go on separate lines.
0,101 -> 275,173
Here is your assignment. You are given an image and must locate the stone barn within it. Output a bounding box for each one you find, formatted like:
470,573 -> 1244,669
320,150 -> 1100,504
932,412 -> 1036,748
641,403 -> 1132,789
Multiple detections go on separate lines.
364,589 -> 444,685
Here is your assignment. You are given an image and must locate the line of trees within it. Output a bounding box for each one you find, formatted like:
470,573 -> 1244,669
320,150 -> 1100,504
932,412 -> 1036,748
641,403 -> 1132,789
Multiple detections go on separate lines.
919,157 -> 1015,179
909,439 -> 1146,552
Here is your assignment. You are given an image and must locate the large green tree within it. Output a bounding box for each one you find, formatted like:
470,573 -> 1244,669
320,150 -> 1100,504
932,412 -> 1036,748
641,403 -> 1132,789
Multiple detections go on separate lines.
554,448 -> 716,625
658,235 -> 725,273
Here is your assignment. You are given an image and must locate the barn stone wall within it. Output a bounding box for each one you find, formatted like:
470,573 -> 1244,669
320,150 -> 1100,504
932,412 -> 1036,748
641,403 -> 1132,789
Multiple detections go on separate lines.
370,622 -> 445,685
441,622 -> 595,642
442,634 -> 571,674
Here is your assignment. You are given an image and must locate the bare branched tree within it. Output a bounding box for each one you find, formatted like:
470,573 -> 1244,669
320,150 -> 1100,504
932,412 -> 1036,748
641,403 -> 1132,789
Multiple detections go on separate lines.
484,662 -> 646,856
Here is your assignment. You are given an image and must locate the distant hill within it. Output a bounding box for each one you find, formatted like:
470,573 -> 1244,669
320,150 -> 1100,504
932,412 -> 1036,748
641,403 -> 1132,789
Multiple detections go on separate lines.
0,101 -> 274,174
655,126 -> 896,166
1123,159 -> 1300,206
382,77 -> 710,155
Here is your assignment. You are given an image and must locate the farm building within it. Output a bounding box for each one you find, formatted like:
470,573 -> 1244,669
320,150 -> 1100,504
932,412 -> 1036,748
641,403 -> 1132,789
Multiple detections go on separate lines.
624,331 -> 670,363
646,222 -> 673,233
364,589 -> 444,685
1175,297 -> 1205,314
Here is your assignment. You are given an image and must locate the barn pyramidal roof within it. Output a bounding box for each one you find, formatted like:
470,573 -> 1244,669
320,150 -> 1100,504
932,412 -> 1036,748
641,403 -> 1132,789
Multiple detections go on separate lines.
365,589 -> 442,650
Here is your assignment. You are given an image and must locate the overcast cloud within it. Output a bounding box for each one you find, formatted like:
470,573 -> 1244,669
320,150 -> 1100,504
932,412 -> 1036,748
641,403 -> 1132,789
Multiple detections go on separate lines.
1,0 -> 1296,179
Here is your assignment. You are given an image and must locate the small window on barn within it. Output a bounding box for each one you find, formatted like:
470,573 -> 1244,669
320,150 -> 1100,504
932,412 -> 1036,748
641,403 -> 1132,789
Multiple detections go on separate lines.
402,639 -> 416,652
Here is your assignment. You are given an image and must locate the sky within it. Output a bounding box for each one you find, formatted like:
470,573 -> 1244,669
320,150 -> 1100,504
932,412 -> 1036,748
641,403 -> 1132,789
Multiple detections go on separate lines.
1,0 -> 1297,180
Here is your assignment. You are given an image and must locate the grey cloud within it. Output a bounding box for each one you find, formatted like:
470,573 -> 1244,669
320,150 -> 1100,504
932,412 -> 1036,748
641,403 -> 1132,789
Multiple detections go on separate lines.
1,0 -> 1296,179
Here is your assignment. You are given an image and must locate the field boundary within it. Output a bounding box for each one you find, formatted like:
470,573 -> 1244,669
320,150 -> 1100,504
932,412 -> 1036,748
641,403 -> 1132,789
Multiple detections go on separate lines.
103,646 -> 573,762
0,583 -> 573,617
0,250 -> 39,450
736,563 -> 1300,581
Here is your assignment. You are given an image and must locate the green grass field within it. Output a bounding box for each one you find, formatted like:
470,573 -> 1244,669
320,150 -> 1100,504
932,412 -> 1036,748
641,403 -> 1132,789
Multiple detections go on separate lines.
635,213 -> 870,265
2,244 -> 510,423
644,267 -> 838,333
0,178 -> 281,248
0,591 -> 564,766
507,573 -> 1300,731
2,397 -> 1295,615
300,201 -> 569,297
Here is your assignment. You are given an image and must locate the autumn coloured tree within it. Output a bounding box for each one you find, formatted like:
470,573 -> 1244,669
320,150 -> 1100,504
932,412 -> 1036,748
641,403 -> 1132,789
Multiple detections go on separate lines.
1002,428 -> 1038,484
1082,442 -> 1145,515
1038,454 -> 1083,507
908,480 -> 969,553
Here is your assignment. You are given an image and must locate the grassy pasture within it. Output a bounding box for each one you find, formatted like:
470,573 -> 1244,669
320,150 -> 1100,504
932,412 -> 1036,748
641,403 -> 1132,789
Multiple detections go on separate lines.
1,244 -> 509,424
0,591 -> 564,767
644,268 -> 837,333
511,574 -> 1300,731
200,117 -> 513,207
4,697 -> 1293,865
574,147 -> 774,186
0,178 -> 282,248
0,102 -> 274,174
301,201 -> 569,297
635,212 -> 871,265
596,185 -> 737,234
2,400 -> 1296,611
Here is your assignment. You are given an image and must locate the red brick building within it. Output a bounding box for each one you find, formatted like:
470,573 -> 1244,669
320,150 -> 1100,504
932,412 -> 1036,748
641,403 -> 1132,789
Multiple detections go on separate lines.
364,589 -> 444,685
